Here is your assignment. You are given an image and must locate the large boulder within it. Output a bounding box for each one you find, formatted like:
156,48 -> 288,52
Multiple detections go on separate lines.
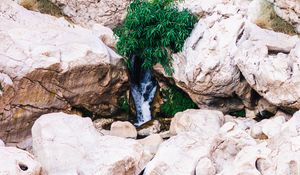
235,22 -> 300,109
0,1 -> 128,143
49,0 -> 130,29
144,109 -> 225,175
0,147 -> 41,175
154,1 -> 251,112
32,112 -> 149,175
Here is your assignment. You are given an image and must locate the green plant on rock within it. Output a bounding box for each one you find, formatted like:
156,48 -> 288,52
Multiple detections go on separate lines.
114,0 -> 198,74
160,86 -> 198,116
118,96 -> 130,113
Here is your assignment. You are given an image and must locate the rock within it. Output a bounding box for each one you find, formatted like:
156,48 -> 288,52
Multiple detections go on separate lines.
0,139 -> 4,147
138,134 -> 163,156
137,120 -> 161,137
170,109 -> 224,135
32,112 -> 148,175
0,147 -> 41,175
154,11 -> 249,113
211,122 -> 257,172
195,158 -> 216,175
0,1 -> 128,143
16,137 -> 33,153
250,115 -> 285,139
144,132 -> 215,175
219,143 -> 272,175
267,0 -> 300,33
255,98 -> 277,118
49,0 -> 130,29
236,22 -> 300,110
110,121 -> 137,139
93,118 -> 114,135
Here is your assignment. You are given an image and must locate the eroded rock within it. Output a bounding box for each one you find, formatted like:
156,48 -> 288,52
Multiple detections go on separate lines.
32,112 -> 148,175
0,147 -> 41,175
49,0 -> 130,29
236,22 -> 300,109
0,1 -> 128,143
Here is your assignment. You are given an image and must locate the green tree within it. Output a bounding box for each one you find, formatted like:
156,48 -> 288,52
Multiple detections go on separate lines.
115,0 -> 197,74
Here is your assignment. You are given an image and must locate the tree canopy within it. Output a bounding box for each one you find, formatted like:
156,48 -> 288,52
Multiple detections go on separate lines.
115,0 -> 198,74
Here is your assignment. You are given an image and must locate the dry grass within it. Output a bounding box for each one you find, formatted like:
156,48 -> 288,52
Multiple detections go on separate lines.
20,0 -> 64,17
255,0 -> 297,36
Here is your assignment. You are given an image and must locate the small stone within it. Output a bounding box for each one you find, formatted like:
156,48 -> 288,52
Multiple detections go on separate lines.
110,121 -> 137,139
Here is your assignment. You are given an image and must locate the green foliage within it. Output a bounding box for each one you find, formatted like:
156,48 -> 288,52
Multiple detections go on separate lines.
118,96 -> 130,113
229,109 -> 246,117
160,86 -> 198,116
114,0 -> 198,74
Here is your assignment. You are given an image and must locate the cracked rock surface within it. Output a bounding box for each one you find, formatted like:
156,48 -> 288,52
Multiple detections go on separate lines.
0,1 -> 128,143
236,22 -> 300,109
144,109 -> 300,175
49,0 -> 130,29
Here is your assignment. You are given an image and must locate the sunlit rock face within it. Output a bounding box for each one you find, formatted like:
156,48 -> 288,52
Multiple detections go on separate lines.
49,0 -> 130,29
0,0 -> 128,143
32,112 -> 151,175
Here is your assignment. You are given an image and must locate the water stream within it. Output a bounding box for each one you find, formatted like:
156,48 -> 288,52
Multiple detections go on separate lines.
130,55 -> 157,126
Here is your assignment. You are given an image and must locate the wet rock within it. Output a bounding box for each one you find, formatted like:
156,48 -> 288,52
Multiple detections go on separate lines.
32,112 -> 148,175
110,121 -> 137,139
0,1 -> 128,143
0,147 -> 41,175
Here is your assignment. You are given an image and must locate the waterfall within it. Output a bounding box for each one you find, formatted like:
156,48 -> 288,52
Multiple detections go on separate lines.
130,55 -> 157,126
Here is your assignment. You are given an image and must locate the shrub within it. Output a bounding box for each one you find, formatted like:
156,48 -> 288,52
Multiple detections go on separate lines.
160,86 -> 198,116
114,0 -> 198,74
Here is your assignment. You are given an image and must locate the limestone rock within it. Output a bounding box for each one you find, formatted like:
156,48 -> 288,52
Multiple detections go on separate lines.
0,139 -> 4,147
138,134 -> 163,157
16,137 -> 33,153
110,121 -> 137,139
50,0 -> 130,29
195,158 -> 216,175
144,132 -> 215,175
93,118 -> 114,135
250,115 -> 285,139
137,120 -> 161,137
170,109 -> 224,135
0,147 -> 41,175
236,22 -> 300,109
0,1 -> 128,143
267,0 -> 300,33
32,112 -> 148,175
154,11 -> 248,112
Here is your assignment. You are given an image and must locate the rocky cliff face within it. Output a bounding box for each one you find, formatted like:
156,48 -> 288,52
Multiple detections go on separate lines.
0,0 -> 128,143
155,0 -> 300,114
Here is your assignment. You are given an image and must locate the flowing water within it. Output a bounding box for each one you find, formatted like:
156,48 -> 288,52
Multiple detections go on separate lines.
130,55 -> 157,126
